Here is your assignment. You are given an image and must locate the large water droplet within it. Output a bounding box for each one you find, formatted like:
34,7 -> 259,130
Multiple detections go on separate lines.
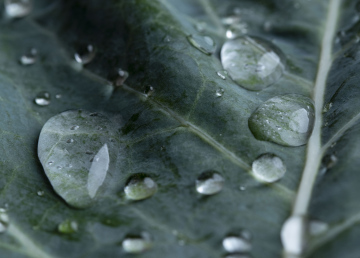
281,216 -> 307,255
124,174 -> 157,200
5,0 -> 31,18
0,208 -> 9,233
74,44 -> 96,65
248,94 -> 315,146
252,153 -> 286,183
187,34 -> 216,55
196,170 -> 224,195
58,219 -> 78,234
122,232 -> 151,253
34,92 -> 51,106
19,48 -> 37,66
222,230 -> 252,253
221,36 -> 285,91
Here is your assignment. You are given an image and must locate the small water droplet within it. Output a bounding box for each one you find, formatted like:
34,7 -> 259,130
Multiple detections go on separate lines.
196,170 -> 224,195
248,94 -> 315,146
66,139 -> 74,143
222,230 -> 252,253
48,161 -> 53,166
216,88 -> 225,97
34,92 -> 50,106
37,190 -> 44,196
55,94 -> 62,99
252,153 -> 286,183
57,166 -> 62,170
70,125 -> 79,130
239,186 -> 246,191
5,0 -> 32,18
114,69 -> 129,86
144,85 -> 154,97
74,44 -> 96,65
19,48 -> 37,65
124,174 -> 158,200
0,208 -> 9,233
309,220 -> 328,236
122,232 -> 151,253
216,70 -> 227,80
281,216 -> 307,255
187,34 -> 216,55
58,219 -> 78,234
221,36 -> 285,91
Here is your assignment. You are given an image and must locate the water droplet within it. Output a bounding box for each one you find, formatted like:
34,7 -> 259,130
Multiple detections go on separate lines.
19,48 -> 37,65
309,220 -> 328,236
222,230 -> 252,253
55,94 -> 62,99
0,209 -> 9,233
48,161 -> 53,166
34,92 -> 51,106
57,166 -> 62,170
114,69 -> 129,86
74,44 -> 96,65
221,36 -> 285,91
252,153 -> 286,183
58,219 -> 78,234
87,144 -> 109,198
37,190 -> 44,196
144,85 -> 154,97
216,70 -> 227,80
322,102 -> 333,113
248,94 -> 315,146
216,88 -> 225,97
239,186 -> 246,191
187,34 -> 216,55
225,23 -> 248,39
281,216 -> 307,255
70,125 -> 79,130
66,139 -> 74,143
196,170 -> 224,195
122,232 -> 151,254
5,0 -> 32,18
124,174 -> 157,200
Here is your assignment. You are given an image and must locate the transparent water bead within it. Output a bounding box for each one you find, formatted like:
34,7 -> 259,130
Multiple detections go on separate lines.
74,44 -> 96,65
124,174 -> 157,200
187,34 -> 216,55
37,190 -> 44,196
19,48 -> 37,66
122,232 -> 151,253
216,88 -> 225,97
221,36 -> 285,91
281,216 -> 307,255
58,219 -> 78,234
196,170 -> 224,195
248,94 -> 315,146
252,153 -> 286,183
0,208 -> 9,233
5,0 -> 32,18
216,70 -> 227,80
34,92 -> 51,106
114,69 -> 129,86
222,230 -> 252,253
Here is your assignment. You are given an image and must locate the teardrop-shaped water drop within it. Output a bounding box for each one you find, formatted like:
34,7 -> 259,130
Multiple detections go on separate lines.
122,232 -> 151,254
248,94 -> 315,146
222,230 -> 252,253
252,153 -> 286,183
187,34 -> 216,55
19,48 -> 37,66
74,44 -> 96,65
58,219 -> 78,234
34,92 -> 51,106
0,208 -> 9,233
124,174 -> 157,200
5,0 -> 31,18
281,216 -> 307,255
196,170 -> 224,195
221,36 -> 285,91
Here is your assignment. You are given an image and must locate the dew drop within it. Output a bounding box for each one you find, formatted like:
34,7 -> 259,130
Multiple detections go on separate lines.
66,139 -> 74,143
70,125 -> 79,130
252,153 -> 286,183
19,48 -> 37,66
216,88 -> 225,97
281,216 -> 307,255
74,44 -> 96,65
196,170 -> 224,195
216,70 -> 227,80
124,174 -> 157,200
5,0 -> 31,18
144,85 -> 154,97
48,161 -> 53,166
114,69 -> 129,86
187,34 -> 216,55
248,94 -> 315,146
221,36 -> 285,91
58,219 -> 78,234
37,190 -> 44,196
222,230 -> 252,253
309,220 -> 328,236
122,232 -> 151,254
239,186 -> 246,191
0,209 -> 9,233
34,92 -> 51,106
55,94 -> 62,99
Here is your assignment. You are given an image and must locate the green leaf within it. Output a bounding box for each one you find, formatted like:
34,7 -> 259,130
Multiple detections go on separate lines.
0,0 -> 359,257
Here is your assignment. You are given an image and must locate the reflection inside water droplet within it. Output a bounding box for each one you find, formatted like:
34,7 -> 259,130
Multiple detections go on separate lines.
87,144 -> 109,198
196,170 -> 224,195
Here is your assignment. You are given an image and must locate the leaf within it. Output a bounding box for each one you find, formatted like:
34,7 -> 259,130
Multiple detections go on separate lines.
0,0 -> 359,257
